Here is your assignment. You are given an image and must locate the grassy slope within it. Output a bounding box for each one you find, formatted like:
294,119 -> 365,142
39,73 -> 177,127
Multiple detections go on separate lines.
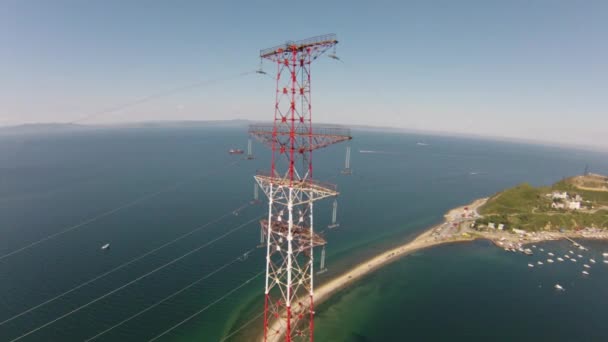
477,178 -> 608,231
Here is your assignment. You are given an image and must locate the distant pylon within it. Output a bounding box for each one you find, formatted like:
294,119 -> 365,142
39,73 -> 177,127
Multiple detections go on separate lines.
317,245 -> 327,274
247,138 -> 255,160
328,198 -> 339,229
250,34 -> 351,341
341,145 -> 352,175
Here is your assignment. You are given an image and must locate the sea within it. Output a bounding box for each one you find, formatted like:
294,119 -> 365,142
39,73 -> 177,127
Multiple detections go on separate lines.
1,125 -> 607,341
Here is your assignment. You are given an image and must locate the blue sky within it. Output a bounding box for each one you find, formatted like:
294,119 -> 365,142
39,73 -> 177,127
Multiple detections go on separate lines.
1,1 -> 607,148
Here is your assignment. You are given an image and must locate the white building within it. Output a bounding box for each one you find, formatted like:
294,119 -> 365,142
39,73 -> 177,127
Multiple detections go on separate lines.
552,191 -> 568,200
552,202 -> 565,209
568,201 -> 581,210
488,222 -> 495,229
498,223 -> 505,230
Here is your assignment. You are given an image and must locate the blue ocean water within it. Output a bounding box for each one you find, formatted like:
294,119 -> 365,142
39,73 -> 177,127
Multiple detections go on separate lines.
0,126 -> 607,341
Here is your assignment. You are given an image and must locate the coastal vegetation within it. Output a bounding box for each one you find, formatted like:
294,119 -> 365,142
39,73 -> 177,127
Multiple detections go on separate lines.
476,175 -> 608,231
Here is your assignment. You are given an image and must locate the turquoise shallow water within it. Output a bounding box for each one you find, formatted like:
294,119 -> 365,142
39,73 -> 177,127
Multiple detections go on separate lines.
314,239 -> 608,341
0,126 -> 607,341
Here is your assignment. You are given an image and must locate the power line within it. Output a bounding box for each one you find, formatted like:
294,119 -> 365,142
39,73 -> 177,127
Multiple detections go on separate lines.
71,71 -> 256,124
147,270 -> 264,342
0,159 -> 239,262
219,312 -> 264,342
7,215 -> 262,342
84,248 -> 258,341
0,198 -> 247,327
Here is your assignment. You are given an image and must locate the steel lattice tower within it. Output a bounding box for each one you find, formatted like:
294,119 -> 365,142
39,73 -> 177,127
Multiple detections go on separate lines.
249,34 -> 351,341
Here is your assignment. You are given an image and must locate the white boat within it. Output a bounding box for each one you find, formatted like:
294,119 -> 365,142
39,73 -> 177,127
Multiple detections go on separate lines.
537,261 -> 543,265
582,270 -> 589,275
604,260 -> 608,264
554,284 -> 564,291
547,259 -> 554,263
577,254 -> 583,258
571,258 -> 577,262
532,245 -> 537,248
565,255 -> 570,259
584,264 -> 591,269
101,243 -> 110,250
569,250 -> 574,254
540,248 -> 545,252
528,263 -> 534,268
557,257 -> 564,262
590,259 -> 596,264
603,252 -> 608,257
548,252 -> 555,256
579,246 -> 585,250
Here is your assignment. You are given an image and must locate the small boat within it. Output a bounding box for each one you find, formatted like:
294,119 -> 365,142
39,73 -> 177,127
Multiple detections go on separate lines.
604,260 -> 608,264
554,284 -> 564,291
229,148 -> 244,154
583,264 -> 590,269
528,263 -> 534,268
569,250 -> 574,254
101,243 -> 110,250
579,246 -> 586,250
603,252 -> 608,257
537,261 -> 543,265
577,254 -> 583,258
590,259 -> 596,264
548,252 -> 555,257
571,258 -> 577,262
540,248 -> 545,252
582,270 -> 589,275
524,249 -> 533,255
565,255 -> 570,259
557,257 -> 564,262
532,245 -> 537,248
547,259 -> 554,263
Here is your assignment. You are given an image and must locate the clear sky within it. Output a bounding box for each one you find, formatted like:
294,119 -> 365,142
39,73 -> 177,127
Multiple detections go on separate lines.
2,1 -> 607,148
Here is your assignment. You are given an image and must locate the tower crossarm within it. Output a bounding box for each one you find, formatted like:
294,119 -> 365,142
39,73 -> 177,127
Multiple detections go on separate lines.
255,173 -> 338,206
249,125 -> 352,152
260,34 -> 338,62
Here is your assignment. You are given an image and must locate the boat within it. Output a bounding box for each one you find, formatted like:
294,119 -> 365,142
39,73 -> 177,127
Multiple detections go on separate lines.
229,148 -> 244,154
532,245 -> 537,248
557,257 -> 564,262
554,284 -> 564,291
548,252 -> 554,256
523,249 -> 533,255
590,259 -> 596,264
101,243 -> 110,250
571,258 -> 577,262
604,260 -> 608,264
579,246 -> 586,250
569,250 -> 574,254
582,270 -> 589,275
540,248 -> 545,252
603,252 -> 608,257
528,263 -> 534,268
537,261 -> 543,265
577,254 -> 583,258
584,264 -> 591,269
547,259 -> 554,263
565,254 -> 570,259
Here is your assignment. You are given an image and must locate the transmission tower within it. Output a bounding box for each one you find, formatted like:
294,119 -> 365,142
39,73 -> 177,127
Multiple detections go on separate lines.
249,34 -> 351,341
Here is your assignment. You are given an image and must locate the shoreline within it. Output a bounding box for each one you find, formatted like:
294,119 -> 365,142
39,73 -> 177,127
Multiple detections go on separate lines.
260,196 -> 608,341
